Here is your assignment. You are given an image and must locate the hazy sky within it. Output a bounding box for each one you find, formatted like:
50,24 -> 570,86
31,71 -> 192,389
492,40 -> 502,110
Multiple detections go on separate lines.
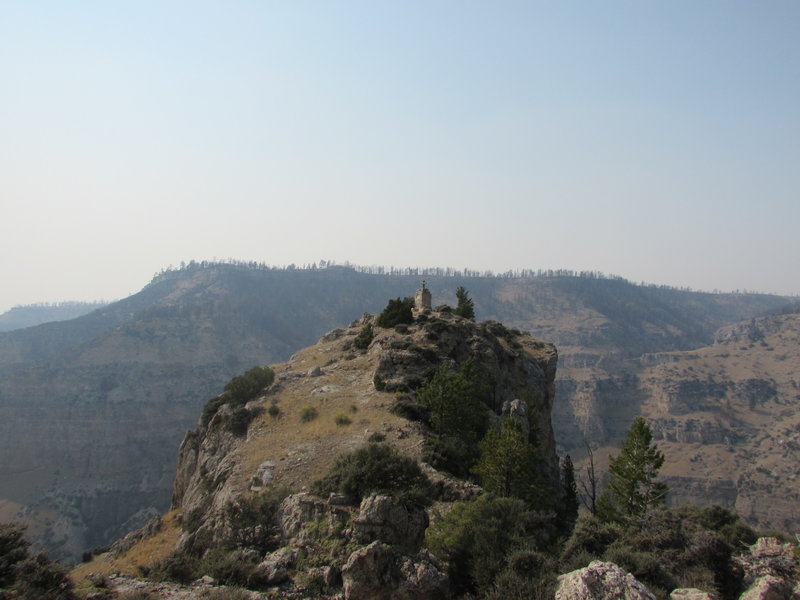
2,1 -> 799,312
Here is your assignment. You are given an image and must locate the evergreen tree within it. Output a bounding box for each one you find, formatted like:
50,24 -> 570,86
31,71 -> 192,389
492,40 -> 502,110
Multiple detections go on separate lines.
474,418 -> 541,505
377,297 -> 414,328
597,417 -> 668,522
418,361 -> 488,476
418,361 -> 486,442
558,454 -> 579,531
453,286 -> 475,320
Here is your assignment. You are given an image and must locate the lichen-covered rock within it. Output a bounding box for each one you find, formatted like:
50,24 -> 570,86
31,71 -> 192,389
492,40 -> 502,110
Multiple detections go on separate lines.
353,494 -> 428,553
342,541 -> 448,600
736,538 -> 800,586
254,559 -> 289,585
670,589 -> 719,600
555,560 -> 657,600
739,575 -> 795,600
278,493 -> 352,544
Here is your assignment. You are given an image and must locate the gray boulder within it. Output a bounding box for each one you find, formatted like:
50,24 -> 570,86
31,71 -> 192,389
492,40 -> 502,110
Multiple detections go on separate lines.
555,560 -> 657,600
342,541 -> 448,600
353,494 -> 428,553
670,589 -> 719,600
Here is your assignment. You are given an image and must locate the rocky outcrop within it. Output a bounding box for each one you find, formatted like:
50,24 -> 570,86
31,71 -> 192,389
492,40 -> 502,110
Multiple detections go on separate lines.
736,537 -> 800,600
555,560 -> 657,600
370,313 -> 559,479
278,493 -> 353,544
342,541 -> 448,600
352,495 -> 428,554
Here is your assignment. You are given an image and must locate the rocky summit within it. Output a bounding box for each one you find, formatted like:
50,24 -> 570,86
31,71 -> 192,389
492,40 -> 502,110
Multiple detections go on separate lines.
73,305 -> 559,597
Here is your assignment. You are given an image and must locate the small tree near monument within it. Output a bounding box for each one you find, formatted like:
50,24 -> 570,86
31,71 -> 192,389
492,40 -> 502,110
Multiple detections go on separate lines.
453,286 -> 475,320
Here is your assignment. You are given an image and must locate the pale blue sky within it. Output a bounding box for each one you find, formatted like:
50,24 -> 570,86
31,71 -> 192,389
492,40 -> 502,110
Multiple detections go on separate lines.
1,1 -> 799,311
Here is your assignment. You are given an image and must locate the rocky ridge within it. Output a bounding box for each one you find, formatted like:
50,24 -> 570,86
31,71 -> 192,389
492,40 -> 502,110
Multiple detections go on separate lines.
74,306 -> 558,598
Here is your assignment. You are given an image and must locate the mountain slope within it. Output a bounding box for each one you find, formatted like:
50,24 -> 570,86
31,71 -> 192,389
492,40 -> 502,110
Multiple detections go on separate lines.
0,264 -> 790,561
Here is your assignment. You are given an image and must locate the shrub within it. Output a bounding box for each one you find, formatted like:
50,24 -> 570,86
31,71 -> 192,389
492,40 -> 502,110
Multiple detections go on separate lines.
200,548 -> 259,587
367,432 -> 386,443
0,523 -> 76,600
560,515 -> 623,563
223,366 -> 275,404
226,406 -> 254,436
376,297 -> 414,328
6,552 -> 76,600
151,551 -> 201,584
353,324 -> 373,350
267,404 -> 280,418
391,397 -> 428,422
300,406 -> 318,422
311,443 -> 433,507
200,366 -> 275,426
373,373 -> 386,391
224,488 -> 288,554
425,495 -> 536,596
334,414 -> 352,426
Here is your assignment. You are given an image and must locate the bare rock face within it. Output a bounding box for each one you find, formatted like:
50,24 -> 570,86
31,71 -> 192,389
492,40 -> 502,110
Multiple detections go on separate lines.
342,541 -> 448,600
555,561 -> 657,600
278,493 -> 353,544
352,494 -> 428,554
670,589 -> 719,600
738,576 -> 796,600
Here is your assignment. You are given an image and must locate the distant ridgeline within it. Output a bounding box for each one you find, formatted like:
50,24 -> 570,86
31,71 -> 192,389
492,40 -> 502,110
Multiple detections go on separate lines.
0,301 -> 108,333
152,258 -> 727,293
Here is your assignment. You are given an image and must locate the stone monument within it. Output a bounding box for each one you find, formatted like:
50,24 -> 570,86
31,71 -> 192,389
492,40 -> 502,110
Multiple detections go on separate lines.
414,280 -> 432,313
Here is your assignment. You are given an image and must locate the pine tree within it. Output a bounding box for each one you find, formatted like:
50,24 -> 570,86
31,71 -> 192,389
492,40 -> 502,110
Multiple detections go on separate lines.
453,286 -> 475,320
597,416 -> 668,522
474,418 -> 541,505
558,454 -> 579,531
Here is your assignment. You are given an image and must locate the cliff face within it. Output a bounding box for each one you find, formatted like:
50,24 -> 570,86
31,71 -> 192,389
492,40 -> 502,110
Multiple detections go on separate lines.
554,313 -> 800,532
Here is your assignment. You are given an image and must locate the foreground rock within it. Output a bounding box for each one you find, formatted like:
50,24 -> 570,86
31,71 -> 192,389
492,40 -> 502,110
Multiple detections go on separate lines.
555,561 -> 657,600
342,541 -> 448,600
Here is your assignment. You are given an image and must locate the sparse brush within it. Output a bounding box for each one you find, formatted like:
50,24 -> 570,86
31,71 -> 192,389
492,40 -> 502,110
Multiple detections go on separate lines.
334,414 -> 352,426
300,406 -> 318,422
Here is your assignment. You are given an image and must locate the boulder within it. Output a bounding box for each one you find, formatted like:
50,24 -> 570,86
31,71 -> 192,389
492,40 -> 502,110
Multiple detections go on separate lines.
342,541 -> 448,600
736,538 -> 799,585
254,559 -> 289,585
353,494 -> 428,553
555,560 -> 657,600
278,493 -> 352,543
670,589 -> 719,600
739,576 -> 794,600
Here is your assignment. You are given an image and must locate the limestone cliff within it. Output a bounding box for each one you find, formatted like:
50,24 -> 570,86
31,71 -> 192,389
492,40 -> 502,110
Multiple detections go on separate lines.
556,312 -> 800,532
